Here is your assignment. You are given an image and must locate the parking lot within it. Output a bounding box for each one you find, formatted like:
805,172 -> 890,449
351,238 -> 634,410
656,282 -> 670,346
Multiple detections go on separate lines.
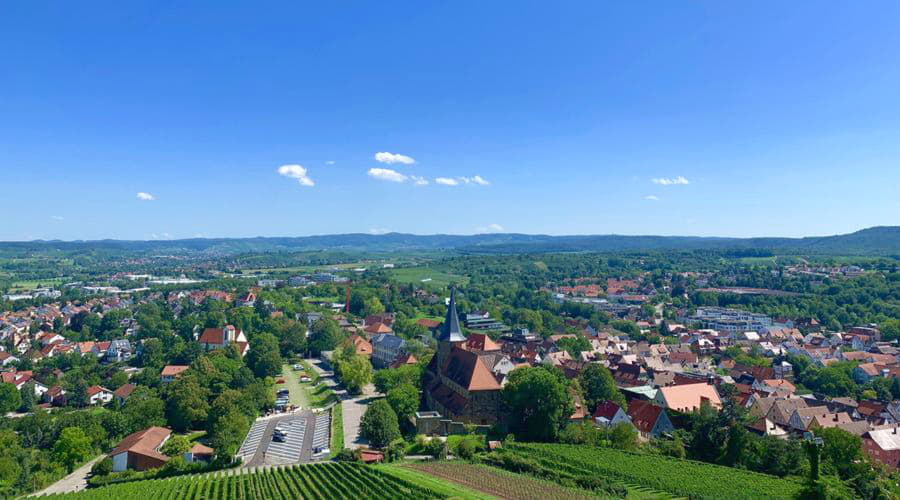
237,410 -> 330,467
265,417 -> 306,462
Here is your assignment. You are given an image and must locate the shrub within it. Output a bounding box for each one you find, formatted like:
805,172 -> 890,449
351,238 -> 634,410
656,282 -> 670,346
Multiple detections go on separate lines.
90,458 -> 113,477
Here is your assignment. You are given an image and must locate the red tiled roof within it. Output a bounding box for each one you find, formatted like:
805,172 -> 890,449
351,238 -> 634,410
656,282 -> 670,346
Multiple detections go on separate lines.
593,400 -> 623,420
110,426 -> 171,462
86,385 -> 110,397
199,328 -> 225,344
161,365 -> 190,377
627,400 -> 664,434
465,333 -> 501,352
416,319 -> 441,329
114,383 -> 137,399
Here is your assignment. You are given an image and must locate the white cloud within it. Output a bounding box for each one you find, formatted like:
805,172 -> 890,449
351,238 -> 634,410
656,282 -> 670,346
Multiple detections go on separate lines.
368,168 -> 408,183
374,152 -> 415,165
369,228 -> 391,235
325,160 -> 336,165
435,177 -> 459,186
437,175 -> 490,186
651,176 -> 689,185
464,175 -> 490,185
644,195 -> 660,201
136,192 -> 155,201
410,175 -> 429,186
51,215 -> 64,221
477,223 -> 505,233
277,164 -> 315,187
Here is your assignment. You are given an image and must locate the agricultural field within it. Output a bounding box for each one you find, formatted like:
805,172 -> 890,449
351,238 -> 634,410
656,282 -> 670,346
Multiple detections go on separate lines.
49,462 -> 444,499
504,443 -> 803,499
386,267 -> 468,287
405,462 -> 598,500
375,464 -> 495,500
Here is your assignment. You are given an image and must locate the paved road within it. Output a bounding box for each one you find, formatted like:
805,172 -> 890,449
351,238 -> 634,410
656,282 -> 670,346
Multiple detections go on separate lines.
31,456 -> 103,497
307,357 -> 377,449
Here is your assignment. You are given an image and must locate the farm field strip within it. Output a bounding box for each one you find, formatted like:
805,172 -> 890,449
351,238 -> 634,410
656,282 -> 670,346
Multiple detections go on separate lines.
47,462 -> 444,499
505,443 -> 803,499
406,462 -> 597,500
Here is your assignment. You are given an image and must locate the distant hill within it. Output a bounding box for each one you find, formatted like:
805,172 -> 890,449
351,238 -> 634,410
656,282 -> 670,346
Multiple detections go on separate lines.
2,226 -> 898,256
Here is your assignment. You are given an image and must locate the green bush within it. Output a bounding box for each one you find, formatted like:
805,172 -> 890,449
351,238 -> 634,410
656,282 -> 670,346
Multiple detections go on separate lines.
89,458 -> 113,477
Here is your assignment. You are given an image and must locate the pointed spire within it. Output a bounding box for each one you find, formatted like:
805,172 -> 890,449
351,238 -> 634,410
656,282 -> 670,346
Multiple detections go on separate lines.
438,286 -> 466,343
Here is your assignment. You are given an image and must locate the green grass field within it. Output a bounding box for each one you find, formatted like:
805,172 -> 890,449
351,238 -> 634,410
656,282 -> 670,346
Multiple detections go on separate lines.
9,277 -> 68,291
276,363 -> 310,408
386,267 -> 468,287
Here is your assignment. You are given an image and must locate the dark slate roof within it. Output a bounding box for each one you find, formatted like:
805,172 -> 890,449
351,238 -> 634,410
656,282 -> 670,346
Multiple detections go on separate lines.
371,333 -> 405,350
437,287 -> 466,343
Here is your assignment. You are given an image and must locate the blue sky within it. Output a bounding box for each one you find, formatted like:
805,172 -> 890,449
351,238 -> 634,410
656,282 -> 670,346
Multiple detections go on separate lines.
2,2 -> 899,241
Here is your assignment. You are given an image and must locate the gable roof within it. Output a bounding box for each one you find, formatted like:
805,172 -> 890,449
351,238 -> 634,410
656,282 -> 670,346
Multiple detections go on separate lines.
627,400 -> 665,433
198,327 -> 225,344
441,346 -> 501,391
86,385 -> 110,397
363,322 -> 393,335
465,333 -> 501,352
110,426 -> 171,462
659,383 -> 722,412
161,365 -> 190,377
114,383 -> 137,399
593,400 -> 624,420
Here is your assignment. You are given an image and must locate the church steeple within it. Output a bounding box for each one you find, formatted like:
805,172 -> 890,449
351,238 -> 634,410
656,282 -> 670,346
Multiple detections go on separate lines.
437,286 -> 466,343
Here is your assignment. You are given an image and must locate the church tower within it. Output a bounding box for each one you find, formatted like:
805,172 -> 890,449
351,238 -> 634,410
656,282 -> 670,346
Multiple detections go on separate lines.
436,286 -> 466,368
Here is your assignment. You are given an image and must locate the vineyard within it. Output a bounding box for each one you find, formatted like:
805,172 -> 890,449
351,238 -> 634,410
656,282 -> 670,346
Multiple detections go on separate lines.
500,443 -> 804,499
46,462 -> 445,499
405,462 -> 598,500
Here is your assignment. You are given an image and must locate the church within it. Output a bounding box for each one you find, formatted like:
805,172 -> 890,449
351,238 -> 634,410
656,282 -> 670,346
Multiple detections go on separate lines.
422,287 -> 504,425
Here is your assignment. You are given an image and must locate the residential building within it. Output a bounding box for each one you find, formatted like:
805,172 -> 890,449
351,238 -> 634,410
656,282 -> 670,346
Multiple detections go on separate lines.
592,401 -> 631,428
160,365 -> 190,383
371,334 -> 406,368
655,382 -> 722,412
627,400 -> 675,439
110,427 -> 172,472
114,383 -> 137,405
198,325 -> 249,357
863,427 -> 900,469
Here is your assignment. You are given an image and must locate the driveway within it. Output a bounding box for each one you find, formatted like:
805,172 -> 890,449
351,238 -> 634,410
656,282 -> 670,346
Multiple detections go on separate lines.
30,456 -> 103,496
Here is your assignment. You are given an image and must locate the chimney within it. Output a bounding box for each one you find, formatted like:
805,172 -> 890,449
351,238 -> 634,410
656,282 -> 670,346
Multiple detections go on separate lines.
894,427 -> 898,435
833,414 -> 838,422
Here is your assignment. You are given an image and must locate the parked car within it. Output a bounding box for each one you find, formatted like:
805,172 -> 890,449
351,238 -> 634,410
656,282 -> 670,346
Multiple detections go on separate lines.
300,376 -> 311,383
313,446 -> 329,456
292,364 -> 303,371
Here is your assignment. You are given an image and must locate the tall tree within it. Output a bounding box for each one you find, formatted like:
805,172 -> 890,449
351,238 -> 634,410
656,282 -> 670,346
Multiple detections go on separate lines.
339,355 -> 373,395
246,333 -> 282,378
360,399 -> 401,448
166,376 -> 210,432
52,427 -> 93,473
579,363 -> 626,411
386,383 -> 419,421
502,365 -> 573,442
0,383 -> 22,413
